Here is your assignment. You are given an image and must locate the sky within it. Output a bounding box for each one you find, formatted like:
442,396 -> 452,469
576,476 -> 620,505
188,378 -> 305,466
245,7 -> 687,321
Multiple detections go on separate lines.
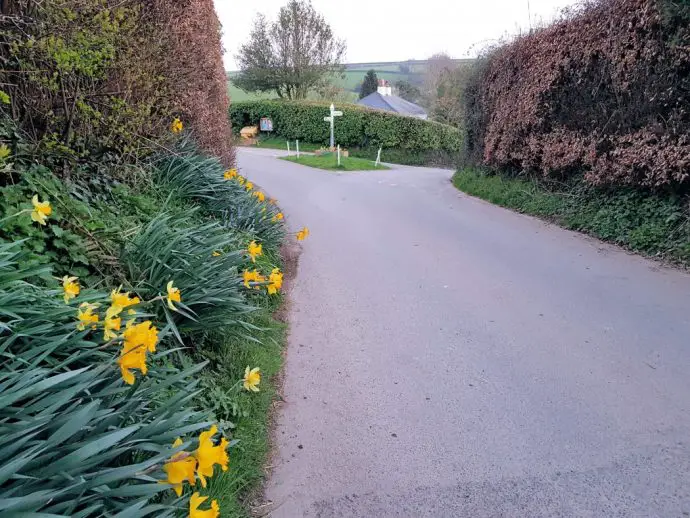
213,0 -> 581,70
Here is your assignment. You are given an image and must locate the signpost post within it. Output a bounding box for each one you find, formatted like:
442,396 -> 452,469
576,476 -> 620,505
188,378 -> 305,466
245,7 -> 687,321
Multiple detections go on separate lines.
323,103 -> 343,150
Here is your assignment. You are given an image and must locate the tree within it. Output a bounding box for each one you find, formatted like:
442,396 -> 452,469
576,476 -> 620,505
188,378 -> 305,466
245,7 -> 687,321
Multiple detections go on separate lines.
233,0 -> 346,100
394,80 -> 421,103
359,69 -> 378,99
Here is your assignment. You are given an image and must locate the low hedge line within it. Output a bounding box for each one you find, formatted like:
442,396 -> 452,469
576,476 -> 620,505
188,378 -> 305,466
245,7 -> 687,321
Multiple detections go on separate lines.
230,100 -> 462,167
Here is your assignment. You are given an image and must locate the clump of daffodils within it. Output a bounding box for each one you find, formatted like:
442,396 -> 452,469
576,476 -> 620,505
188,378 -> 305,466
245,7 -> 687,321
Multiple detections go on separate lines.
223,168 -> 238,180
161,425 -> 229,515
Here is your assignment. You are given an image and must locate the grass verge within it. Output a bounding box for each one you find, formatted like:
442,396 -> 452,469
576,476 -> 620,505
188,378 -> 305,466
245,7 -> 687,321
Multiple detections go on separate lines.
452,168 -> 690,266
254,136 -> 322,152
281,153 -> 389,171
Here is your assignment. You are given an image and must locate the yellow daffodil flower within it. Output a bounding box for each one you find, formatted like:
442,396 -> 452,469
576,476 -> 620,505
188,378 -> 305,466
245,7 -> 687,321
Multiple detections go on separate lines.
242,269 -> 265,288
272,212 -> 284,222
30,195 -> 51,225
247,241 -> 262,263
296,226 -> 310,241
166,280 -> 181,310
62,275 -> 80,303
163,438 -> 197,497
253,191 -> 265,202
170,117 -> 183,134
237,176 -> 245,186
212,251 -> 221,257
245,181 -> 253,191
194,425 -> 230,488
189,492 -> 220,518
267,268 -> 283,295
118,320 -> 158,384
103,305 -> 122,340
223,168 -> 238,180
110,287 -> 140,310
243,366 -> 261,392
76,302 -> 99,331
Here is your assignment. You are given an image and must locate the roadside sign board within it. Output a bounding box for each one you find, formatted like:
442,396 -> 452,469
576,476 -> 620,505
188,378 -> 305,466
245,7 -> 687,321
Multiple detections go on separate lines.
259,117 -> 273,132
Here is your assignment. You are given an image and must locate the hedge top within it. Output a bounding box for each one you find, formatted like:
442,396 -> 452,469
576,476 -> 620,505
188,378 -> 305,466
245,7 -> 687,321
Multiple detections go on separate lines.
229,100 -> 462,156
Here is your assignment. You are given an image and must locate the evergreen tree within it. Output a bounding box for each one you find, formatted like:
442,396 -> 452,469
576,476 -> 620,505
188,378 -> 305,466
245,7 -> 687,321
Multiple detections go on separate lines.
359,69 -> 378,99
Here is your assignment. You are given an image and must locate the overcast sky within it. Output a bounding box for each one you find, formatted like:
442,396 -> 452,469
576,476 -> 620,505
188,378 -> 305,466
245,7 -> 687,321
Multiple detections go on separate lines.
213,0 -> 581,70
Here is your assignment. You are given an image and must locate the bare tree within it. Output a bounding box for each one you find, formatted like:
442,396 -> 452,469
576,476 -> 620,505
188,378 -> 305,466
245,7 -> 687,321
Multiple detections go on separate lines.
233,0 -> 346,99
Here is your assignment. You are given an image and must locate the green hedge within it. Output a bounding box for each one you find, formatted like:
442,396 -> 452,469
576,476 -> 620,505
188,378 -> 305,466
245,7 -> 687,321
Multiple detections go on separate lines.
229,100 -> 462,167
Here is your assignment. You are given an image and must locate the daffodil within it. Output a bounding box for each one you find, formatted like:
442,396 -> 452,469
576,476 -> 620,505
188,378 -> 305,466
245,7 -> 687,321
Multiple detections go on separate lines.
103,305 -> 122,340
76,302 -> 99,331
194,425 -> 230,488
267,268 -> 283,295
110,287 -> 140,310
30,195 -> 51,225
247,241 -> 262,263
245,181 -> 253,191
163,438 -> 197,497
223,168 -> 238,180
62,275 -> 80,303
0,143 -> 10,160
189,492 -> 220,518
296,227 -> 310,241
118,320 -> 158,384
166,280 -> 181,310
243,366 -> 261,392
237,176 -> 245,186
171,117 -> 183,134
242,269 -> 264,288
272,212 -> 284,222
253,191 -> 265,202
212,250 -> 221,257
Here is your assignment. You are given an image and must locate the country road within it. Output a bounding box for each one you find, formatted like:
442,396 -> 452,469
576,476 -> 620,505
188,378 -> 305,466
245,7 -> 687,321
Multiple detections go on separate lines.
237,148 -> 690,518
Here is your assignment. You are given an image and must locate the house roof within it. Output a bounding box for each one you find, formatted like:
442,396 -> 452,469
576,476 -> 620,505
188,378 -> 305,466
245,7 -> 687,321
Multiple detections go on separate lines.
357,92 -> 427,117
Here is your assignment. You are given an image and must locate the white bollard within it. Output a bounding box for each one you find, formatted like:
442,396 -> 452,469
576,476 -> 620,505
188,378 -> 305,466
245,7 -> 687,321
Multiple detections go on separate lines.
337,145 -> 341,167
375,147 -> 382,167
296,140 -> 300,158
286,141 -> 290,156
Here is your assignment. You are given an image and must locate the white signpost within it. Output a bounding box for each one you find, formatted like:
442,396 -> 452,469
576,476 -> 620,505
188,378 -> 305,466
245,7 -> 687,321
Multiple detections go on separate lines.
323,103 -> 343,150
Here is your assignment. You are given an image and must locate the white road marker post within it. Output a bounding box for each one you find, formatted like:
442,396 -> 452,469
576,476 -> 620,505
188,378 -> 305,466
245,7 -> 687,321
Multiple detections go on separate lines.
296,140 -> 300,158
337,145 -> 341,167
286,140 -> 290,156
375,147 -> 382,167
323,103 -> 343,150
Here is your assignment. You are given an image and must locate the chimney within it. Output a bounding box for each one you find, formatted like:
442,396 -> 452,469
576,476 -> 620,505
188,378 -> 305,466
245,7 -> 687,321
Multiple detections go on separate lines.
377,79 -> 392,96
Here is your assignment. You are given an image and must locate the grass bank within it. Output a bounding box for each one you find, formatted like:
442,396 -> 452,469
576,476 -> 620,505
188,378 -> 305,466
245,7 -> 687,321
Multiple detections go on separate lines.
282,153 -> 388,171
452,168 -> 690,266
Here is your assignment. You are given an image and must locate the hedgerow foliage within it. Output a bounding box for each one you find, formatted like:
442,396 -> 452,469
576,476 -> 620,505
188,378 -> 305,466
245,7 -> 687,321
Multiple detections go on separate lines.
229,100 -> 462,166
0,0 -> 233,169
463,0 -> 690,190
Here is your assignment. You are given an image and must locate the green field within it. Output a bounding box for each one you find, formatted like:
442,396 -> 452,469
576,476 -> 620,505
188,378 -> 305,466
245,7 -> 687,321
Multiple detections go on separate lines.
227,59 -> 472,101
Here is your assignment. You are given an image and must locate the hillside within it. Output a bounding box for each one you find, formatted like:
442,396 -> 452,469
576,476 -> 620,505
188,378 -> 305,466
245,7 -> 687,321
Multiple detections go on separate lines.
227,59 -> 473,102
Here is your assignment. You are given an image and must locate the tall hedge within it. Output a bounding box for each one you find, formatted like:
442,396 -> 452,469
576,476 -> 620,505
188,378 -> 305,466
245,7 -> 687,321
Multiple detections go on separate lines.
463,0 -> 690,190
229,100 -> 462,166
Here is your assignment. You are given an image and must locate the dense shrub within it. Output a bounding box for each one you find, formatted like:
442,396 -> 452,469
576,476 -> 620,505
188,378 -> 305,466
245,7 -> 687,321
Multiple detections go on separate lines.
0,0 -> 233,168
229,100 -> 462,166
462,0 -> 690,190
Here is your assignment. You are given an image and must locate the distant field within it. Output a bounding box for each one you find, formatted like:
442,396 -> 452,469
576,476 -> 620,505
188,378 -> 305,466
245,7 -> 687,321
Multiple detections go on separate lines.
227,59 -> 473,101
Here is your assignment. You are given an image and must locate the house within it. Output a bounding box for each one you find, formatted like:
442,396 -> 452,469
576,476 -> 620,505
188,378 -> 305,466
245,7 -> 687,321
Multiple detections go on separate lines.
357,80 -> 428,120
